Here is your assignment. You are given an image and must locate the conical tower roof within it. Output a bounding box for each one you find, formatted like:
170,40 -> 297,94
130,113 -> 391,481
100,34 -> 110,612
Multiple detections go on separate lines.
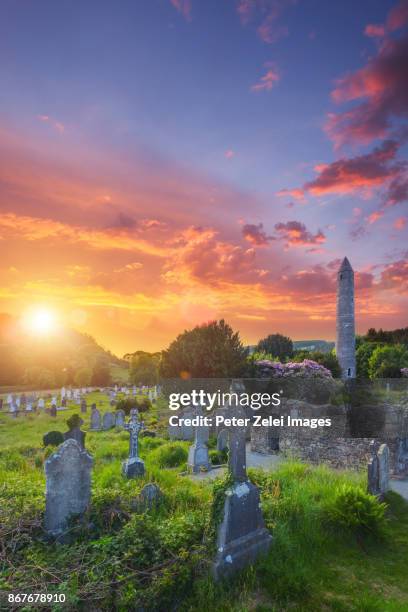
339,257 -> 353,272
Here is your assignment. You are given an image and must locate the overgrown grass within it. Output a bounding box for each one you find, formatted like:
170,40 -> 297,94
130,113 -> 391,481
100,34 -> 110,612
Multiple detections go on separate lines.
1,405 -> 408,611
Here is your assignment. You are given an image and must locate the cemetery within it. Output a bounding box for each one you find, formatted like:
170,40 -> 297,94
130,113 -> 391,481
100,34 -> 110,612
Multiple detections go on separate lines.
1,378 -> 408,611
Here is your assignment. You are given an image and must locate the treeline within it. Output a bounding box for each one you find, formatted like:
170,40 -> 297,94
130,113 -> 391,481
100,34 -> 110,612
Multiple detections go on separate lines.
127,321 -> 408,384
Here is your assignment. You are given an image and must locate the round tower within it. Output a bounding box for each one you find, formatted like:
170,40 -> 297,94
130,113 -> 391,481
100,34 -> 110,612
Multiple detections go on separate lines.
336,257 -> 356,378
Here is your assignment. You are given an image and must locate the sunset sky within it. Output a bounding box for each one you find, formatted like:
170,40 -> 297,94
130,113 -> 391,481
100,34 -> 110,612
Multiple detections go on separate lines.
0,0 -> 407,355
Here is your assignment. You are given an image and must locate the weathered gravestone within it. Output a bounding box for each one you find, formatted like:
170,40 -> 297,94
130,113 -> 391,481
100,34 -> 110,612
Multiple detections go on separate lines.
50,404 -> 57,417
187,403 -> 210,473
80,399 -> 87,414
134,483 -> 163,511
103,412 -> 115,430
367,440 -> 390,499
168,406 -> 195,441
217,429 -> 229,452
63,415 -> 86,449
115,409 -> 125,428
90,407 -> 101,431
213,380 -> 272,580
122,410 -> 145,478
44,439 -> 93,537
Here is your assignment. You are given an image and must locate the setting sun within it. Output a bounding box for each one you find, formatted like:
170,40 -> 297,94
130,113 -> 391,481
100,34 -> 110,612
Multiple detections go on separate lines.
23,307 -> 58,336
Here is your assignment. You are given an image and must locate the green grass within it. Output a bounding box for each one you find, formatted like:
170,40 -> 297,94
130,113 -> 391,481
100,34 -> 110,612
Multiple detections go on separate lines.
110,363 -> 130,383
1,400 -> 408,611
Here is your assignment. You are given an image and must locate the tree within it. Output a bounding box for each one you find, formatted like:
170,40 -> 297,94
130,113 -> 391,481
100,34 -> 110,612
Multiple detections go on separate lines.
74,366 -> 93,387
129,351 -> 160,385
256,334 -> 293,361
356,342 -> 379,378
368,344 -> 408,378
23,366 -> 55,389
292,350 -> 341,378
91,355 -> 112,386
160,319 -> 248,378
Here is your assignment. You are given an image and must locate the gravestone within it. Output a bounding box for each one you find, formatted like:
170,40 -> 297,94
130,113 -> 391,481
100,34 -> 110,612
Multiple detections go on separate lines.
122,410 -> 145,478
168,406 -> 195,440
139,483 -> 162,509
103,412 -> 115,430
187,403 -> 210,473
0,398 -> 3,410
50,404 -> 57,417
80,399 -> 87,414
213,380 -> 272,580
90,407 -> 101,431
115,409 -> 125,427
367,441 -> 390,499
44,439 -> 93,537
217,429 -> 229,452
63,417 -> 86,449
61,397 -> 67,408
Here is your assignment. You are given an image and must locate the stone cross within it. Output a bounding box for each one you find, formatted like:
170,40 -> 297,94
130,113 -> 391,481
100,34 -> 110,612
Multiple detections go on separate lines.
44,439 -> 93,538
122,410 -> 145,478
124,410 -> 144,459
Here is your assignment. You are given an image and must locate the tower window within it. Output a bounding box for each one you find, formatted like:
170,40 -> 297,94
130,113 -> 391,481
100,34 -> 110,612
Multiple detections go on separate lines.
340,274 -> 343,280
347,368 -> 351,377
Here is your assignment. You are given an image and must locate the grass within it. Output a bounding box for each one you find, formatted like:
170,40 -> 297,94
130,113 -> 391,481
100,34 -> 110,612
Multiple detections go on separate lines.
1,396 -> 408,611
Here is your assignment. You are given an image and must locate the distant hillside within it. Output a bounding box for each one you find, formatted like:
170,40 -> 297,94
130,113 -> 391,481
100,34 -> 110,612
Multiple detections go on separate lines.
293,340 -> 335,353
0,313 -> 127,387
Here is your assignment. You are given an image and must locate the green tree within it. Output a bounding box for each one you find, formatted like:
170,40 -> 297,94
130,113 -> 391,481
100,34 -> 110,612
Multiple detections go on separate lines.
356,342 -> 380,378
129,351 -> 160,385
256,334 -> 293,361
74,366 -> 93,387
368,344 -> 408,378
293,350 -> 341,378
91,355 -> 112,386
160,319 -> 248,378
23,366 -> 55,388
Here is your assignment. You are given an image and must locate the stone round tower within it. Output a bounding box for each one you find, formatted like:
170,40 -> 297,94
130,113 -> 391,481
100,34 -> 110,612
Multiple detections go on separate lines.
336,257 -> 356,378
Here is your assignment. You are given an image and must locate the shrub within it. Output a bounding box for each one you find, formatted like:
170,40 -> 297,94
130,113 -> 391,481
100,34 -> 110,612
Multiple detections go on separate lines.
116,397 -> 141,415
150,443 -> 188,468
325,485 -> 387,534
42,430 -> 64,447
66,414 -> 83,429
209,449 -> 228,465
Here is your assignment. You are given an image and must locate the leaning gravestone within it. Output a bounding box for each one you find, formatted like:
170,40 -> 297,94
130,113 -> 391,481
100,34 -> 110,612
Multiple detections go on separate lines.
115,409 -> 125,428
44,439 -> 93,537
90,407 -> 101,431
187,403 -> 210,473
103,412 -> 115,430
213,380 -> 272,580
122,410 -> 145,478
368,441 -> 390,499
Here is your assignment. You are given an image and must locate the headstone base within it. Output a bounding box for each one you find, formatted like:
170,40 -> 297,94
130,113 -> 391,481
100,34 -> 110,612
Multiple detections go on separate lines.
213,480 -> 272,580
122,457 -> 145,478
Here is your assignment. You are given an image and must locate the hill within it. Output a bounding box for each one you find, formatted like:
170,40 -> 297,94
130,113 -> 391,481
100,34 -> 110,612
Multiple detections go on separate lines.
0,313 -> 128,388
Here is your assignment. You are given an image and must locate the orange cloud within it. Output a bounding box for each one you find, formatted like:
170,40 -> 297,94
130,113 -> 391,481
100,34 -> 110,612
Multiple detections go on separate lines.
394,216 -> 407,229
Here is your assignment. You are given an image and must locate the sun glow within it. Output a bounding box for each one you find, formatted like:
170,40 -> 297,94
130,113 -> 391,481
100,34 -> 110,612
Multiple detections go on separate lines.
23,307 -> 58,336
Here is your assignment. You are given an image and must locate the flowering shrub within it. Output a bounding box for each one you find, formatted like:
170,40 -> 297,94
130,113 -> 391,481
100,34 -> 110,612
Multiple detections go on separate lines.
255,358 -> 333,378
401,368 -> 408,377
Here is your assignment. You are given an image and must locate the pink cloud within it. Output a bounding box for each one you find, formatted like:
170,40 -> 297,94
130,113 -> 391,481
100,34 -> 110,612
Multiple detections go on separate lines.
225,149 -> 235,159
367,210 -> 385,224
326,34 -> 408,147
251,64 -> 280,92
242,223 -> 273,246
170,0 -> 192,21
274,220 -> 326,248
364,24 -> 386,38
37,115 -> 65,134
394,216 -> 407,229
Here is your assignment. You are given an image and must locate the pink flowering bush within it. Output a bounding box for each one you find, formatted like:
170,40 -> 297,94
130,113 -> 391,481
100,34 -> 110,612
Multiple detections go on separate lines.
401,368 -> 408,378
255,358 -> 333,379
